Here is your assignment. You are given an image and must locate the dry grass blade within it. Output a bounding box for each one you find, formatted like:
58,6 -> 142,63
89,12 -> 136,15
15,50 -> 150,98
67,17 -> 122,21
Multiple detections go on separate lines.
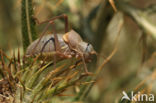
65,71 -> 79,82
41,73 -> 87,99
13,50 -> 17,72
135,70 -> 156,92
109,0 -> 117,12
79,81 -> 96,85
29,54 -> 40,68
0,51 -> 14,85
96,19 -> 123,75
0,49 -> 11,61
25,62 -> 54,88
17,47 -> 21,64
42,64 -> 66,83
55,61 -> 82,77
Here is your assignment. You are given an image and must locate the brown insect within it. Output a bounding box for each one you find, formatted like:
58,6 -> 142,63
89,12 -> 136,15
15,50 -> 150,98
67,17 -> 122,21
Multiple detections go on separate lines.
26,14 -> 97,75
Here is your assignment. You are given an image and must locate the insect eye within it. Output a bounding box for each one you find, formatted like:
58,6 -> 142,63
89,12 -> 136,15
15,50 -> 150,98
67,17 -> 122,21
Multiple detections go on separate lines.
85,43 -> 90,52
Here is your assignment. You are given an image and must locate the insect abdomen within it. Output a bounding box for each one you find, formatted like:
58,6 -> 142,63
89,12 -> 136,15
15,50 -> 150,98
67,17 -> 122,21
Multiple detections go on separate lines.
26,34 -> 68,57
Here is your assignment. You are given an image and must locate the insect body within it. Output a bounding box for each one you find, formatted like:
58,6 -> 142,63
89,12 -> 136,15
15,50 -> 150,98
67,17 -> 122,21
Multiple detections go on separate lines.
26,34 -> 71,58
26,30 -> 96,62
26,14 -> 96,74
26,34 -> 71,61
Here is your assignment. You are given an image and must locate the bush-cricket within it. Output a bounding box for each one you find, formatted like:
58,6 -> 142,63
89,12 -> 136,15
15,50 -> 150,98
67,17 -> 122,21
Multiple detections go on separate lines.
26,14 -> 97,75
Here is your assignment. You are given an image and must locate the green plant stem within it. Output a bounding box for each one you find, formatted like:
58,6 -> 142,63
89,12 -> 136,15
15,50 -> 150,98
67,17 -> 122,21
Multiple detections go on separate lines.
21,0 -> 37,51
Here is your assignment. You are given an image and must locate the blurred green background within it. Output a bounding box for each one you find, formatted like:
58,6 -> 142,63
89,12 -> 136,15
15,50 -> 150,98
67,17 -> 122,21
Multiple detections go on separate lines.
0,0 -> 156,103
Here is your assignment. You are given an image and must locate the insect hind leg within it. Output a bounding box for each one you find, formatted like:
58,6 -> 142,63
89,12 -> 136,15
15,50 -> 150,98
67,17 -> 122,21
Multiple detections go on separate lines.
31,14 -> 68,55
81,54 -> 93,76
33,14 -> 69,33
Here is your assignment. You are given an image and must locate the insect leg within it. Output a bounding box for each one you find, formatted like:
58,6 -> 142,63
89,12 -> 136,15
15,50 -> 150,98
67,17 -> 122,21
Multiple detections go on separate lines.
31,14 -> 69,55
40,22 -> 71,58
49,21 -> 61,52
30,22 -> 51,55
40,22 -> 61,68
81,54 -> 93,75
33,14 -> 69,33
32,20 -> 61,53
48,21 -> 72,59
30,20 -> 61,56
